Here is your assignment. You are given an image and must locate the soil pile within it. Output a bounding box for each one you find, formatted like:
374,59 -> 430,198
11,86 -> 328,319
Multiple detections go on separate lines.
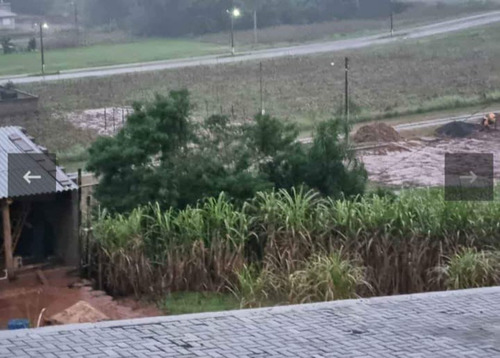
47,301 -> 109,325
354,123 -> 401,143
0,267 -> 162,329
436,121 -> 480,138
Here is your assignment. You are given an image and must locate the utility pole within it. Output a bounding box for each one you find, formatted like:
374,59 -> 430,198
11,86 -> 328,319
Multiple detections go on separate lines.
74,1 -> 80,44
390,11 -> 394,37
344,57 -> 350,143
230,12 -> 235,55
259,62 -> 264,115
39,23 -> 46,75
253,9 -> 258,45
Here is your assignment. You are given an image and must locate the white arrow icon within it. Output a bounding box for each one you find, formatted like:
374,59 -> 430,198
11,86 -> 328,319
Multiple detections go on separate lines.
460,171 -> 477,184
23,171 -> 42,184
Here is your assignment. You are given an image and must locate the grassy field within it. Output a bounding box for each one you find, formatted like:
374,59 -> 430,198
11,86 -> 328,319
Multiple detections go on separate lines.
22,22 -> 500,118
7,20 -> 500,168
1,0 -> 498,77
0,39 -> 224,76
161,292 -> 240,315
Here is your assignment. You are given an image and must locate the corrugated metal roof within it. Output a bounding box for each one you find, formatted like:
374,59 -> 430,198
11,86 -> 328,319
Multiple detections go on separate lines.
0,126 -> 78,199
0,9 -> 16,18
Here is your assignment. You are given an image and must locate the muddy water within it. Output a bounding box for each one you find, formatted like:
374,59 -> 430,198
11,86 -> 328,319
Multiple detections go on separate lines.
0,267 -> 161,329
360,131 -> 500,187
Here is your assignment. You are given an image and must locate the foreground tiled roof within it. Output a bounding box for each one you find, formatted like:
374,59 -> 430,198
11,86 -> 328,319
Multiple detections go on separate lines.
0,287 -> 499,357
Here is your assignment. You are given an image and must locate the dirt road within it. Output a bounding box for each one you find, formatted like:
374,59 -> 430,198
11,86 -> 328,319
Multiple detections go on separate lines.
360,129 -> 500,188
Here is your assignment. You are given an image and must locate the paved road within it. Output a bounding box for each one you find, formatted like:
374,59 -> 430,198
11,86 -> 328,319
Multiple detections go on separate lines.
0,287 -> 499,357
3,11 -> 500,85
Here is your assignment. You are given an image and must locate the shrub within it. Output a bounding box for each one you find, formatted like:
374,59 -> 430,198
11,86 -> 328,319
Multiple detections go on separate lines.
288,252 -> 367,303
0,37 -> 15,55
438,249 -> 500,290
234,251 -> 367,306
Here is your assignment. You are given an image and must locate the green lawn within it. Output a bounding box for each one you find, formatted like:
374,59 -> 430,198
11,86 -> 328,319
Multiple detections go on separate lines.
160,292 -> 240,315
0,39 -> 224,76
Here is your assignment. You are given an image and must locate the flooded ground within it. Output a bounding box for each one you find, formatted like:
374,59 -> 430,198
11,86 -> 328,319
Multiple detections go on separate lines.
0,267 -> 161,329
359,129 -> 500,187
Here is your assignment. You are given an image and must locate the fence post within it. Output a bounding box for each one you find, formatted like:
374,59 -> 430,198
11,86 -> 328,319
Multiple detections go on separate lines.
86,195 -> 92,278
77,169 -> 83,275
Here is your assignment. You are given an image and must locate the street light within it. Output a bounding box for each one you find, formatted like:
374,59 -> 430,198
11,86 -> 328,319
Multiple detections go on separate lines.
227,8 -> 241,55
35,22 -> 49,74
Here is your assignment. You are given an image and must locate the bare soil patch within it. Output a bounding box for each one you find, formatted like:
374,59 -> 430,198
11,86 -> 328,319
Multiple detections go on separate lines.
0,267 -> 161,329
354,123 -> 402,143
360,129 -> 500,187
67,107 -> 131,136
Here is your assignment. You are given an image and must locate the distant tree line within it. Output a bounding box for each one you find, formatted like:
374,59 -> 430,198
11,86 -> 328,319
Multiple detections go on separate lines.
11,0 -> 410,36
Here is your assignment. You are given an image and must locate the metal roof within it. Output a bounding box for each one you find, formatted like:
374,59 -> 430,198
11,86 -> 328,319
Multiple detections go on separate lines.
0,126 -> 78,199
0,9 -> 16,18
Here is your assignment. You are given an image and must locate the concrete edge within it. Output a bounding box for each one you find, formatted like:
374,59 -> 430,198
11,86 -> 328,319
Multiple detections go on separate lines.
1,286 -> 499,340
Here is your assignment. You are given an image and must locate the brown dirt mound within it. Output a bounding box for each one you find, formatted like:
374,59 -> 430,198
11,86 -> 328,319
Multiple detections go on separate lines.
354,123 -> 401,143
0,267 -> 162,329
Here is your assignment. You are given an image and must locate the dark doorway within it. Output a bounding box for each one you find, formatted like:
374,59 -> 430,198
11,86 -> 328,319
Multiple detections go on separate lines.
14,202 -> 55,265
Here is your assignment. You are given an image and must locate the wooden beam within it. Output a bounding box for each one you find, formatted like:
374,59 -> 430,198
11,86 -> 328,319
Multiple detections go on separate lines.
2,199 -> 15,280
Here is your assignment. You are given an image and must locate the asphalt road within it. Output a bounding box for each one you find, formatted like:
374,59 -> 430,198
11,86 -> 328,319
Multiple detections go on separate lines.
3,11 -> 500,85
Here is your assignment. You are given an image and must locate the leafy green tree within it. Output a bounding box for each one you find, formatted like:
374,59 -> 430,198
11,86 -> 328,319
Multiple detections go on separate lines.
245,113 -> 307,190
305,119 -> 367,198
87,90 -> 193,212
0,37 -> 15,55
87,90 -> 366,213
81,0 -> 409,37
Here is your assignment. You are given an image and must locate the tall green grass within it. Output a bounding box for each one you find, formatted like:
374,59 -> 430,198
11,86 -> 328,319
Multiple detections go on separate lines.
436,248 -> 500,290
92,188 -> 500,301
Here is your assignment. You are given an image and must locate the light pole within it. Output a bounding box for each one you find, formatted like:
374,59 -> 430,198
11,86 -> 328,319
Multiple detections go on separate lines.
227,8 -> 241,55
37,22 -> 49,75
390,11 -> 394,37
73,1 -> 79,45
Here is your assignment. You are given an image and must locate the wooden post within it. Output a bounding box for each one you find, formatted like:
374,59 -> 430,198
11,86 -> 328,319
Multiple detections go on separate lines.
112,108 -> 116,134
77,169 -> 82,275
86,195 -> 92,278
2,199 -> 15,280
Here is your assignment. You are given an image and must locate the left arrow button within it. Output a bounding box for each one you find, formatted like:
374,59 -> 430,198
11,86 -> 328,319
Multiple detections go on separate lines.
23,171 -> 42,184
